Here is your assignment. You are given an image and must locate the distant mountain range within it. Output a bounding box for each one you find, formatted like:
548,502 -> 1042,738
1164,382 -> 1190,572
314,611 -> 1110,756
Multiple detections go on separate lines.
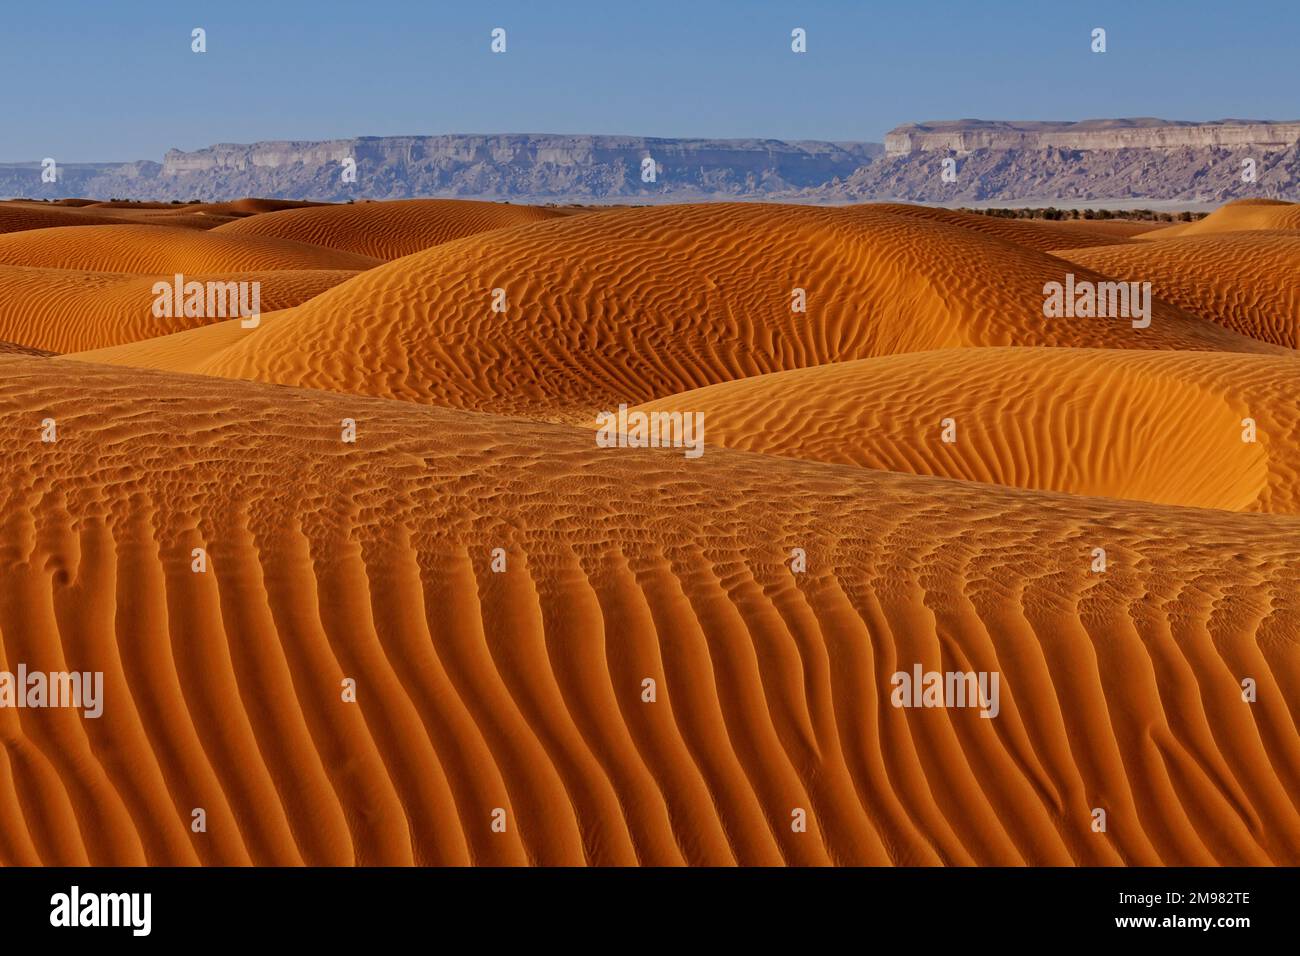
4,120 -> 1298,204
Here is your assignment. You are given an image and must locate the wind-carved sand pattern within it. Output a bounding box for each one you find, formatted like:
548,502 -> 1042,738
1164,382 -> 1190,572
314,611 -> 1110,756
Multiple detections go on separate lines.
0,196 -> 1297,866
213,198 -> 573,261
63,203 -> 1283,419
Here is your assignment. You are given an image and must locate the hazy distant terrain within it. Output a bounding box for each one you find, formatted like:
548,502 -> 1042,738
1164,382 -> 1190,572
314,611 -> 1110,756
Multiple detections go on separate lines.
0,135 -> 881,203
831,119 -> 1300,204
3,119 -> 1298,203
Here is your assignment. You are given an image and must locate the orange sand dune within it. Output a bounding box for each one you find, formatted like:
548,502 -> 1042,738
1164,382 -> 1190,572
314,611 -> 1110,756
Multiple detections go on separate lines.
94,199 -> 332,232
66,317 -> 273,372
6,197 -> 1299,870
0,266 -> 357,353
867,204 -> 1140,251
1,351 -> 1298,866
0,223 -> 381,273
101,202 -> 1275,421
214,198 -> 570,260
0,202 -> 131,235
237,198 -> 330,214
164,198 -> 327,216
81,200 -> 188,210
1057,232 -> 1300,347
1139,199 -> 1300,238
108,214 -> 245,231
626,347 -> 1300,513
1036,219 -> 1159,239
0,199 -> 321,235
81,207 -> 246,231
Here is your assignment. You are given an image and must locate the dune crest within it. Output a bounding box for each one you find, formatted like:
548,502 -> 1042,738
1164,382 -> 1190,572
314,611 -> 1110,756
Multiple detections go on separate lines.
1139,199 -> 1300,238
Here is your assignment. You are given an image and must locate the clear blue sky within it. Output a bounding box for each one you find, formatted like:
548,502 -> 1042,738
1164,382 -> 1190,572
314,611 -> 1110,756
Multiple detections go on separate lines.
3,0 -> 1297,161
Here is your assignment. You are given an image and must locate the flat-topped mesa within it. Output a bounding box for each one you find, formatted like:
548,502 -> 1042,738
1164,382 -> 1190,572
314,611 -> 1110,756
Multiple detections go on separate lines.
161,134 -> 881,184
885,119 -> 1300,155
162,140 -> 356,173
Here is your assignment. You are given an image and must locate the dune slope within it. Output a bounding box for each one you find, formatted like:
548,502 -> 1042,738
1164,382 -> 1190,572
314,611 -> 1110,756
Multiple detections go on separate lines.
0,353 -> 1298,867
0,223 -> 380,274
625,347 -> 1300,513
1058,232 -> 1300,348
1139,199 -> 1300,238
214,199 -> 570,260
865,204 -> 1141,251
0,267 -> 358,353
94,202 -> 1277,421
0,202 -> 128,235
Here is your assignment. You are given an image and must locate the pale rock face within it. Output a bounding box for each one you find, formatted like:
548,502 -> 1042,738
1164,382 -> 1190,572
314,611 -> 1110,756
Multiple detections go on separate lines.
885,119 -> 1300,155
162,141 -> 355,173
157,135 -> 881,190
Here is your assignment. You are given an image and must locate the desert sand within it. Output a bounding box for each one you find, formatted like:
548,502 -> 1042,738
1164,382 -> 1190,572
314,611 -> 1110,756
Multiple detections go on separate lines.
0,267 -> 359,352
213,198 -> 570,260
0,198 -> 325,234
0,223 -> 379,273
0,202 -> 130,234
621,347 -> 1300,512
1059,232 -> 1300,347
0,196 -> 1296,866
1138,198 -> 1300,238
69,203 -> 1281,421
863,204 -> 1144,251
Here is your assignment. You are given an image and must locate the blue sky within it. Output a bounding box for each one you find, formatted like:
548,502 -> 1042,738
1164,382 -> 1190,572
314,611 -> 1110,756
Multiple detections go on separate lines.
3,0 -> 1297,160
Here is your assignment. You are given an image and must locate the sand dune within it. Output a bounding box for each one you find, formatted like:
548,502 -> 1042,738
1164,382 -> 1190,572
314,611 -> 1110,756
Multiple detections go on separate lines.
0,198 -> 326,235
1058,232 -> 1300,348
215,199 -> 570,261
93,199 -> 331,232
0,202 -> 129,234
65,318 -> 275,372
73,199 -> 320,216
625,347 -> 1300,512
0,266 -> 358,353
0,351 -> 1297,866
178,199 -> 327,216
80,201 -> 192,210
97,202 -> 1275,421
3,195 -> 1297,870
0,223 -> 380,273
1140,198 -> 1300,238
1036,219 -> 1160,239
866,204 -> 1141,251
